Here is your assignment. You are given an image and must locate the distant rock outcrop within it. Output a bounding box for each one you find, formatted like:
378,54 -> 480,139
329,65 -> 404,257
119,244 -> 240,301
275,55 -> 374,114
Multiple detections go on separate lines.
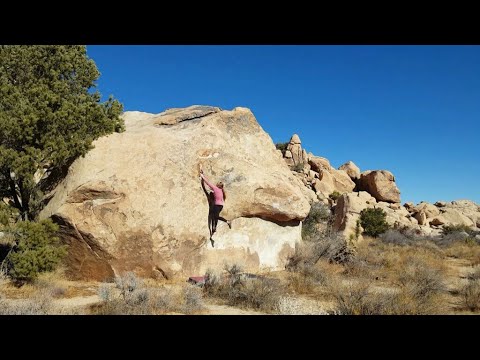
40,106 -> 311,281
356,170 -> 401,203
339,161 -> 361,181
279,133 -> 479,240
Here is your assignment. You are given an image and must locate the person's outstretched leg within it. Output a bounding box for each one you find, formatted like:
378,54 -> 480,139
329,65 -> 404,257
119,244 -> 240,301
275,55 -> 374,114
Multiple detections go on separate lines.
218,216 -> 232,229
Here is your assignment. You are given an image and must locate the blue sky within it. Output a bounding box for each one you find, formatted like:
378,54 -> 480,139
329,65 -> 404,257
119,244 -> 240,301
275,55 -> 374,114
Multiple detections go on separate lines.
87,45 -> 480,205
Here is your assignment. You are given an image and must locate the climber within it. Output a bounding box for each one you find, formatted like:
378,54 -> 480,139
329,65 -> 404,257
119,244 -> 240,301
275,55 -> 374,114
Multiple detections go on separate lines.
200,168 -> 231,246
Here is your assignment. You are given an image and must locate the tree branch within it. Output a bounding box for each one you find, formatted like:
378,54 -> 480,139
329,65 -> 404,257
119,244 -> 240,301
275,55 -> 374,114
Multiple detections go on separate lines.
7,171 -> 22,212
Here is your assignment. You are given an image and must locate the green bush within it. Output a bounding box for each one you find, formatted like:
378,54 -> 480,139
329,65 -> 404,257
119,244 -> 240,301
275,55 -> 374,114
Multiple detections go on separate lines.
329,191 -> 342,201
3,219 -> 67,283
0,203 -> 18,227
360,208 -> 389,238
275,142 -> 288,155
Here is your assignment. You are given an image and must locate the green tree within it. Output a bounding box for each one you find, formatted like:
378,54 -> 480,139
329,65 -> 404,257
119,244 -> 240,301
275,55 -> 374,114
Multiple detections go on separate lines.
275,142 -> 288,155
2,219 -> 67,283
359,207 -> 389,238
0,45 -> 124,220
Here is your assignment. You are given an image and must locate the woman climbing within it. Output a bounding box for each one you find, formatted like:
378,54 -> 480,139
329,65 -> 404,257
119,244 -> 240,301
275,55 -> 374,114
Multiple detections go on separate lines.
200,168 -> 231,246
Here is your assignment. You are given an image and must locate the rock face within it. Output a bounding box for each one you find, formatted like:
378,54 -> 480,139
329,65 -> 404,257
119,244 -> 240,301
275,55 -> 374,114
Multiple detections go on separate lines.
339,161 -> 361,180
357,170 -> 401,203
309,156 -> 355,197
40,106 -> 311,281
333,191 -> 377,241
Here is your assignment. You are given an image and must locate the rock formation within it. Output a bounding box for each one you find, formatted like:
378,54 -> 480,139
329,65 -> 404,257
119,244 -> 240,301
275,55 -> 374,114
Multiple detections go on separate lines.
40,106 -> 311,280
356,170 -> 401,203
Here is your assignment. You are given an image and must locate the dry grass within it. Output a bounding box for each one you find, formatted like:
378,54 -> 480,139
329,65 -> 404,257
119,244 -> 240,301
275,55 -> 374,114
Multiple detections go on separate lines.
460,280 -> 480,311
92,272 -> 204,315
285,234 -> 451,314
204,265 -> 284,313
444,242 -> 480,266
287,259 -> 337,295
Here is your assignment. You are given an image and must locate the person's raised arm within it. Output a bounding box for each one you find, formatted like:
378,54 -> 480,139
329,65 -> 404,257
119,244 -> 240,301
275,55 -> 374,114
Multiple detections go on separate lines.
200,172 -> 215,190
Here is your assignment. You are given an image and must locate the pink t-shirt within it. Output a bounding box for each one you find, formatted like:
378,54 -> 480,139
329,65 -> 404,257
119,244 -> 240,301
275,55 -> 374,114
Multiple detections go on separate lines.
201,174 -> 224,205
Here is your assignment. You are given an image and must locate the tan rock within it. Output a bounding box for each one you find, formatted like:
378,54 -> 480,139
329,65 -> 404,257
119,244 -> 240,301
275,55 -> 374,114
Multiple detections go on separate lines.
302,163 -> 311,174
435,201 -> 447,207
338,161 -> 360,180
286,134 -> 305,165
404,202 -> 415,211
40,106 -> 311,280
444,200 -> 480,228
390,203 -> 401,210
308,160 -> 355,197
290,134 -> 301,144
152,105 -> 221,125
357,170 -> 401,203
309,156 -> 332,172
414,202 -> 440,218
429,216 -> 445,226
438,208 -> 474,227
415,211 -> 428,225
312,177 -> 334,196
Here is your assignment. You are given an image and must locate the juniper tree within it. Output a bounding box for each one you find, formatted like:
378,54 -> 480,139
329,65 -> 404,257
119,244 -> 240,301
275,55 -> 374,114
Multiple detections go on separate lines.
0,45 -> 124,220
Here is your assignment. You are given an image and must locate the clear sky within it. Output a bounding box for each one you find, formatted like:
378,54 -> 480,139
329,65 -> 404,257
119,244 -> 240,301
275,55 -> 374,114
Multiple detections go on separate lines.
87,45 -> 479,205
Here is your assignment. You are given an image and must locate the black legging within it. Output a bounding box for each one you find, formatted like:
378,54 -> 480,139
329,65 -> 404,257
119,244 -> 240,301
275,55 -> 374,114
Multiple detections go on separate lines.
212,204 -> 228,232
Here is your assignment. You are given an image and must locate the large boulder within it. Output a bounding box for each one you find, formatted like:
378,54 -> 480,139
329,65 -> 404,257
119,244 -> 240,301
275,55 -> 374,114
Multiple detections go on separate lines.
357,170 -> 401,203
338,161 -> 361,180
309,156 -> 332,173
40,106 -> 311,281
413,202 -> 441,218
431,208 -> 475,228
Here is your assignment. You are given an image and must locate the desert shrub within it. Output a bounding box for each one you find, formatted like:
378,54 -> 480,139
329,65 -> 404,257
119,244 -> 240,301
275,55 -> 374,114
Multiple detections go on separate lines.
329,191 -> 341,201
330,277 -> 445,315
275,142 -> 288,155
393,258 -> 446,314
287,231 -> 354,273
329,279 -> 394,315
0,289 -> 53,315
460,280 -> 480,311
182,284 -> 204,314
96,273 -> 203,315
3,219 -> 67,283
204,264 -> 283,313
360,208 -> 389,238
302,202 -> 332,240
467,266 -> 480,281
398,262 -> 445,299
287,261 -> 332,294
380,229 -> 413,246
442,224 -> 473,236
437,231 -> 471,247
